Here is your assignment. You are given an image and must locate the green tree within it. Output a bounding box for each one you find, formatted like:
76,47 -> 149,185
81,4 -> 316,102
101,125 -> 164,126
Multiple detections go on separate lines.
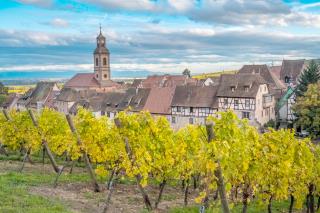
296,60 -> 320,97
292,83 -> 320,138
182,68 -> 191,77
0,82 -> 8,95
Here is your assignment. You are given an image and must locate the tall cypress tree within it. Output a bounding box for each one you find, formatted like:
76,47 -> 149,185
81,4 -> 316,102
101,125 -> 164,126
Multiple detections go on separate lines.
295,60 -> 320,97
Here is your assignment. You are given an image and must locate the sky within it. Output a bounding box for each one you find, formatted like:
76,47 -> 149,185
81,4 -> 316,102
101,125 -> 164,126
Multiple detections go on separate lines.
0,0 -> 320,79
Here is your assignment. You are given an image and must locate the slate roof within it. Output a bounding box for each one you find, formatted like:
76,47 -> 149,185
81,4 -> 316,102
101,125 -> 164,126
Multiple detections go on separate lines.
172,85 -> 219,108
280,59 -> 305,83
143,86 -> 175,114
216,73 -> 267,98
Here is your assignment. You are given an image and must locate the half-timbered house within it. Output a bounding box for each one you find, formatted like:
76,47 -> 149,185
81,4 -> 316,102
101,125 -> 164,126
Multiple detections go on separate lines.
171,85 -> 218,129
216,73 -> 276,128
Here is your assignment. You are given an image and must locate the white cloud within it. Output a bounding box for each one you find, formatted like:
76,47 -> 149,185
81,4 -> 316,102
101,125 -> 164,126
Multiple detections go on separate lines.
51,18 -> 69,28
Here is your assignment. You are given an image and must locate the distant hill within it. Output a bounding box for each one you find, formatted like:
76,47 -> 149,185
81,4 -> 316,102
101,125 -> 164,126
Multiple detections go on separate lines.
193,70 -> 237,79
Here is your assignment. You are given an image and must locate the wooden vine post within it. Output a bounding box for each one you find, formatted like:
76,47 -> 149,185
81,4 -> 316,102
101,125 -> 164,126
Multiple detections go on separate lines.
28,109 -> 62,173
206,122 -> 230,213
114,118 -> 153,211
66,114 -> 101,192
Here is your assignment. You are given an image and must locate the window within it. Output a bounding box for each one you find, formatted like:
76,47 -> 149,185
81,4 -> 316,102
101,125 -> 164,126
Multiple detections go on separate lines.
264,85 -> 267,92
189,117 -> 194,124
231,86 -> 235,92
104,74 -> 107,79
224,98 -> 228,107
103,58 -> 107,66
177,107 -> 181,112
234,99 -> 239,109
172,116 -> 176,124
95,58 -> 98,66
107,112 -> 110,117
190,107 -> 194,113
245,99 -> 250,108
96,74 -> 98,78
244,86 -> 249,92
242,112 -> 250,119
285,76 -> 290,83
101,111 -> 105,116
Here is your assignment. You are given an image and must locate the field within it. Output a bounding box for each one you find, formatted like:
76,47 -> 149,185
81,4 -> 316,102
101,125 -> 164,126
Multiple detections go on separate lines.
0,156 -> 301,213
8,85 -> 34,94
192,70 -> 237,79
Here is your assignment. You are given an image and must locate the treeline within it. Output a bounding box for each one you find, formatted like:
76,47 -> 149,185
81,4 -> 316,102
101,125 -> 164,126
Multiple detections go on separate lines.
0,108 -> 319,213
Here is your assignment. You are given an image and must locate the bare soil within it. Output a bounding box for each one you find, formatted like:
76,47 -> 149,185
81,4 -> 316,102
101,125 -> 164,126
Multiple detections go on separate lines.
0,160 -> 198,213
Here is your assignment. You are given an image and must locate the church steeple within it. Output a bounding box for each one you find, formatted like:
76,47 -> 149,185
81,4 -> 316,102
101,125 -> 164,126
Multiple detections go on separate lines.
94,26 -> 110,84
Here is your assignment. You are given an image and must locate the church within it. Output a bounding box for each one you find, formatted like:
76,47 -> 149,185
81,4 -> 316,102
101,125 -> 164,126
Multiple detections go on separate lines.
64,28 -> 120,92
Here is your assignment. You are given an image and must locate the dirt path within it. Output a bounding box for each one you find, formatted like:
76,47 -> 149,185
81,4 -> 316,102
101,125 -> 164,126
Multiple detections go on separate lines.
0,160 -> 198,213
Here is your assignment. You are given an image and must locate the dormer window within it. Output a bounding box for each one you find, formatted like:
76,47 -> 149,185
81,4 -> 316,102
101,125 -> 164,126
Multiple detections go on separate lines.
231,86 -> 235,92
244,86 -> 249,92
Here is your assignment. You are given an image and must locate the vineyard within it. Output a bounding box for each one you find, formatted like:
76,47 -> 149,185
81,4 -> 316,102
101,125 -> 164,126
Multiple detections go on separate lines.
0,108 -> 319,213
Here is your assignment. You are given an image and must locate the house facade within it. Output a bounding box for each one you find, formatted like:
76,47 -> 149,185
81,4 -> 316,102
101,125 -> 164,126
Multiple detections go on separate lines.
216,73 -> 276,128
17,82 -> 60,111
171,85 -> 218,129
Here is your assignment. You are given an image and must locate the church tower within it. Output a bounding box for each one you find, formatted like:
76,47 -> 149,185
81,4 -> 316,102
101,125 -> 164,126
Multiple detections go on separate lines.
94,27 -> 110,84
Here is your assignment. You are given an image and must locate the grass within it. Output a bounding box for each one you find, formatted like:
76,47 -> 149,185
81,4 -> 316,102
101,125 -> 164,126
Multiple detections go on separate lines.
169,200 -> 293,213
0,172 -> 72,213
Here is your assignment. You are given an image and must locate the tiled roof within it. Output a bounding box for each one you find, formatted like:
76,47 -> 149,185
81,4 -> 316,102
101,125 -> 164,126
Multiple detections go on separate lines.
26,82 -> 59,107
141,75 -> 197,88
143,86 -> 175,114
239,64 -> 286,90
56,88 -> 98,102
280,59 -> 305,82
269,65 -> 282,80
217,73 -> 267,98
172,85 -> 218,108
65,73 -> 119,89
64,73 -> 100,88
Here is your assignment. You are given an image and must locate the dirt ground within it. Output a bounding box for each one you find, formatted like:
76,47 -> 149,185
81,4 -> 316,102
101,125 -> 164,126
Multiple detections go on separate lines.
0,160 -> 198,213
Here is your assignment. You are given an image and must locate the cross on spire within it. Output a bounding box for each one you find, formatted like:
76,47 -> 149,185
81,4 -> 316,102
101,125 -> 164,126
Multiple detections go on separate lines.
99,23 -> 102,34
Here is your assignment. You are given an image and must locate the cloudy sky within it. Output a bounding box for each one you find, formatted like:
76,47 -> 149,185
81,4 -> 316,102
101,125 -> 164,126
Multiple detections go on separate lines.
0,0 -> 320,78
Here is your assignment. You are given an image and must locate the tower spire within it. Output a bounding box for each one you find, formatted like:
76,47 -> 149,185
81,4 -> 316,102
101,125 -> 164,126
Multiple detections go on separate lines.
99,23 -> 102,34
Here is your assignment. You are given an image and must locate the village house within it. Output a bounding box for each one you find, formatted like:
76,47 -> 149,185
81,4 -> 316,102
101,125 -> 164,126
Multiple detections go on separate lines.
238,64 -> 286,101
101,88 -> 150,118
135,74 -> 197,88
216,73 -> 276,128
171,85 -> 218,129
17,82 -> 60,111
54,88 -> 98,114
279,59 -> 306,85
64,28 -> 120,92
0,93 -> 20,110
142,86 -> 176,121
